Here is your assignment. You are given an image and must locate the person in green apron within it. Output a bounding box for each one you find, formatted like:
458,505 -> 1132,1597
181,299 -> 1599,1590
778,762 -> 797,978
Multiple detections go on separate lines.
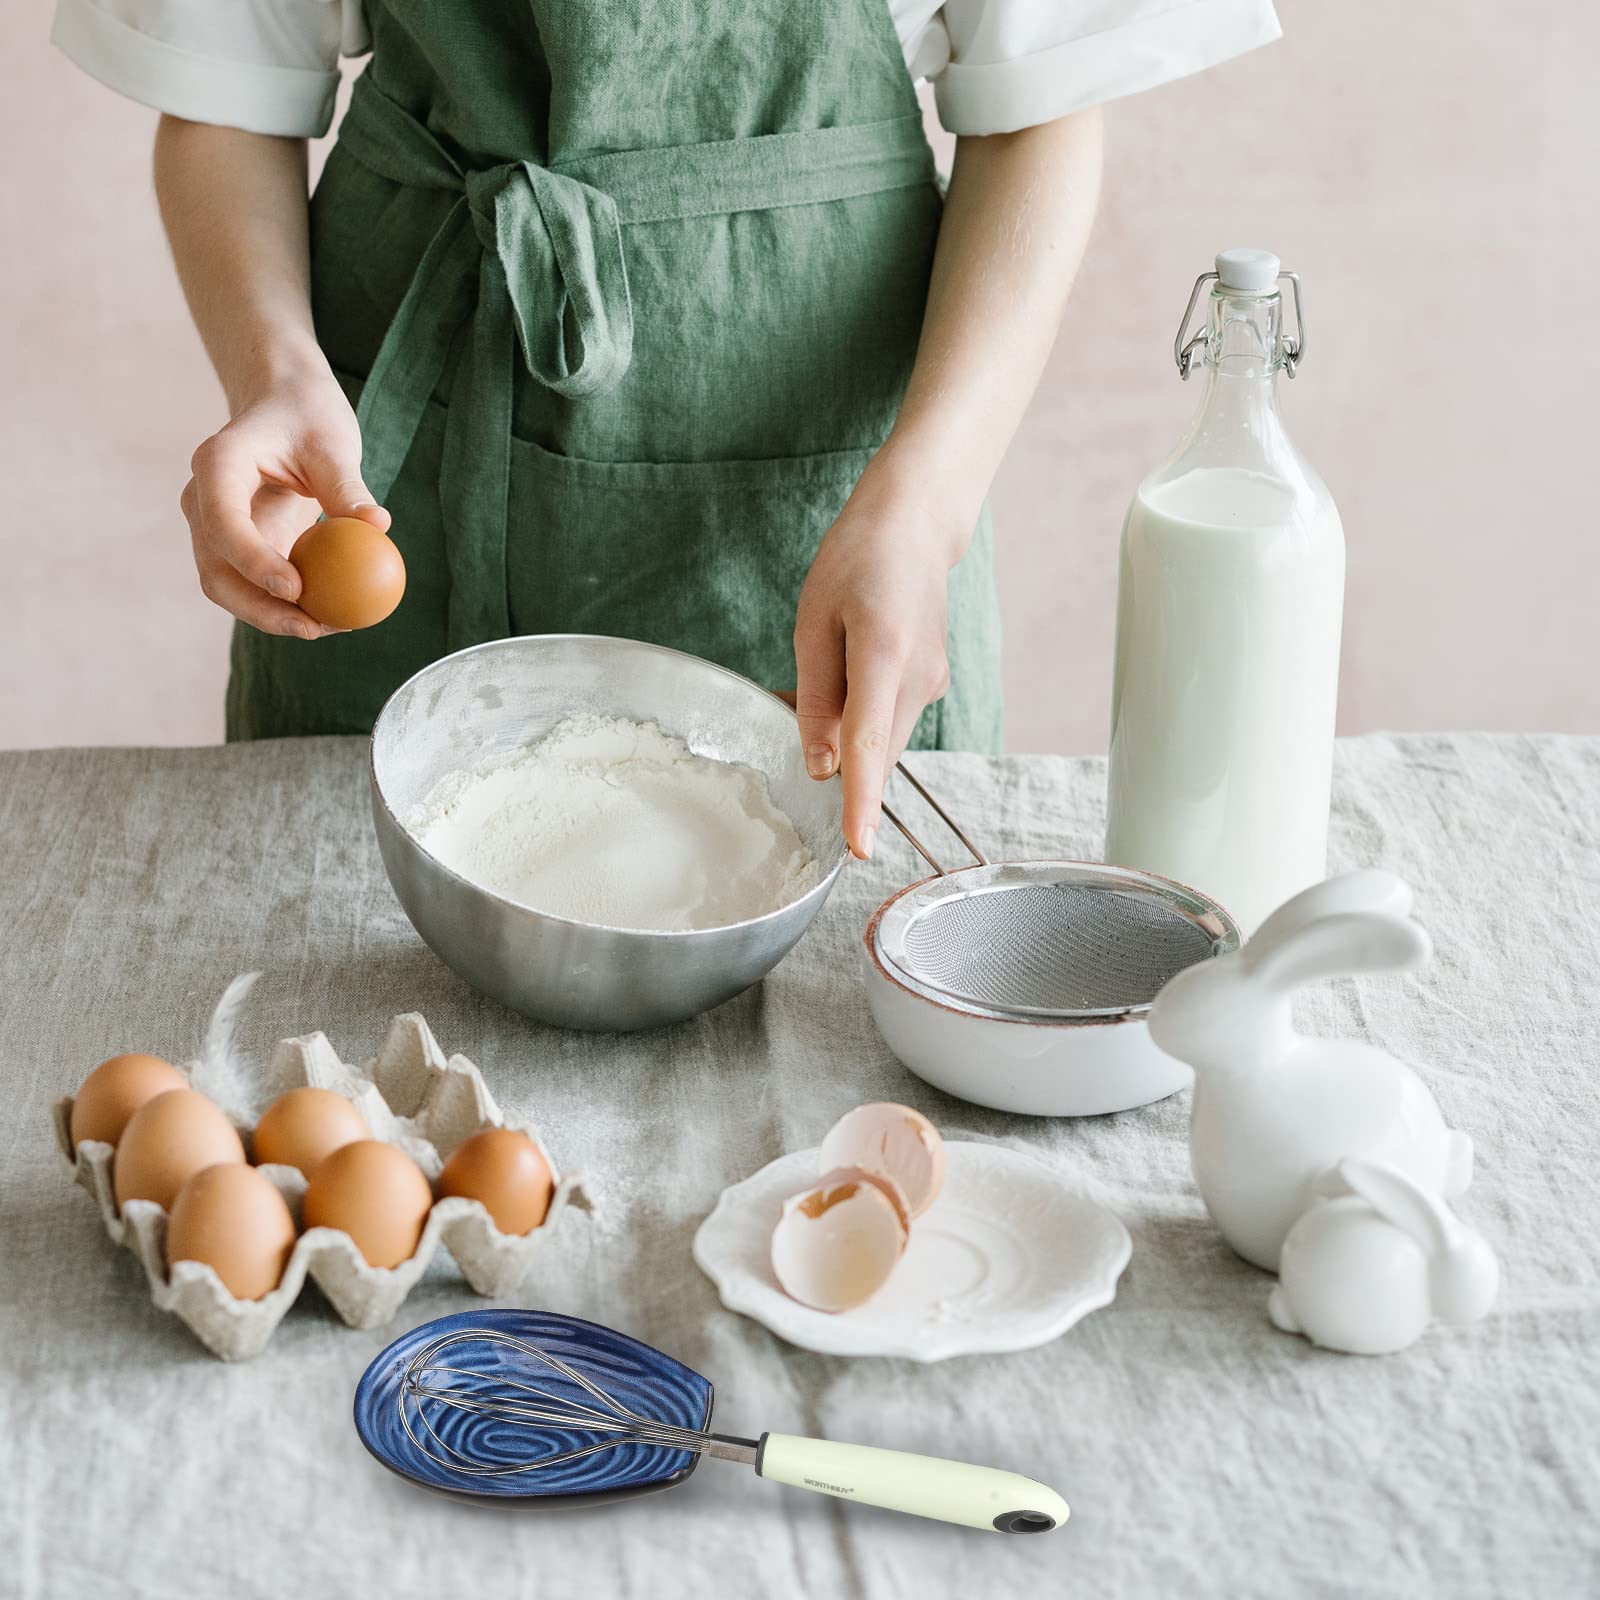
54,0 -> 1281,857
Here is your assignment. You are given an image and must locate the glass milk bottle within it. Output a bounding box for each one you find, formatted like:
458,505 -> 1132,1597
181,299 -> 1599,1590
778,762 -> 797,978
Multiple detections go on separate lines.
1104,250 -> 1344,934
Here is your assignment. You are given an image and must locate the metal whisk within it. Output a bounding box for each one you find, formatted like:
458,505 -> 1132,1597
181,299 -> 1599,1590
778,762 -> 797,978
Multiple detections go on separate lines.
400,1328 -> 758,1476
366,1313 -> 1068,1533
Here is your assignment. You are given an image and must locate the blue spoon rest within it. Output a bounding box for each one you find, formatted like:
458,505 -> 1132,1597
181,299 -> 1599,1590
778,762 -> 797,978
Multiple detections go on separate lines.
354,1308 -> 714,1505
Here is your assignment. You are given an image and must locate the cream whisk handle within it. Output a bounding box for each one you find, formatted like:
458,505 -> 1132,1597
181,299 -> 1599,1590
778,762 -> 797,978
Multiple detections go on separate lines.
754,1433 -> 1068,1534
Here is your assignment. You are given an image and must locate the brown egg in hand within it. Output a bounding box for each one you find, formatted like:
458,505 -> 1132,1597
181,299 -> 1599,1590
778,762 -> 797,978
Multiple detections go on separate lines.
70,1053 -> 188,1150
113,1089 -> 247,1212
302,1139 -> 433,1270
252,1086 -> 369,1177
168,1163 -> 298,1301
436,1128 -> 555,1236
288,516 -> 406,630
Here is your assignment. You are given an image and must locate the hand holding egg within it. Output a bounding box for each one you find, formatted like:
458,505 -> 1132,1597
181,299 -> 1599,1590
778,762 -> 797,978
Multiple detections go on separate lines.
179,375 -> 393,640
289,516 -> 406,630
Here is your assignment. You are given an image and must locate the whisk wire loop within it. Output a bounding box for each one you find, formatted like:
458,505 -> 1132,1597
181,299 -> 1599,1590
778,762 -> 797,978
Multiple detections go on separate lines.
398,1328 -> 718,1478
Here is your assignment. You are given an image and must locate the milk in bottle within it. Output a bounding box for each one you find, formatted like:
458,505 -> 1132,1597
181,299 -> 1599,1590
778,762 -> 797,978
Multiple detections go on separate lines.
1104,251 -> 1344,933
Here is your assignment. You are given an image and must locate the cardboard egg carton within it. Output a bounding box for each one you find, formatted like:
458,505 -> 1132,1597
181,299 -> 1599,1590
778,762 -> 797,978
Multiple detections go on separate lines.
53,995 -> 589,1361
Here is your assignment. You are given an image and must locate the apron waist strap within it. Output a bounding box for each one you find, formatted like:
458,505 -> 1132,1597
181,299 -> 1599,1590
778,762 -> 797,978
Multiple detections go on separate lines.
339,75 -> 935,226
556,117 -> 938,225
337,76 -> 934,648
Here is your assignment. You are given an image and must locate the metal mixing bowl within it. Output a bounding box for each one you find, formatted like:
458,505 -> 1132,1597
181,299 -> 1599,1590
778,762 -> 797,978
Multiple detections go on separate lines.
370,635 -> 848,1031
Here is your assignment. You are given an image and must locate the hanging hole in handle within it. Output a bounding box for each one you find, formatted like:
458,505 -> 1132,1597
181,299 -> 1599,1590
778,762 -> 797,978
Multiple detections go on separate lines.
994,1509 -> 1057,1534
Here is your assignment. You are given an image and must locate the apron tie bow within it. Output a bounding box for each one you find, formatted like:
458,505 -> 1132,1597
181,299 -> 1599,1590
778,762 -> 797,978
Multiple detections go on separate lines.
464,163 -> 634,400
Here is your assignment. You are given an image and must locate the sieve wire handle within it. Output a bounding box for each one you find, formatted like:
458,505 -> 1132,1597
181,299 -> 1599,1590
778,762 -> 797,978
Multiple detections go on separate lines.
879,762 -> 988,878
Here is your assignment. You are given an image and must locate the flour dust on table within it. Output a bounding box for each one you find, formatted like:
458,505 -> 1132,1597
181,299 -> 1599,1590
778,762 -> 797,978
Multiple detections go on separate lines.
409,714 -> 820,931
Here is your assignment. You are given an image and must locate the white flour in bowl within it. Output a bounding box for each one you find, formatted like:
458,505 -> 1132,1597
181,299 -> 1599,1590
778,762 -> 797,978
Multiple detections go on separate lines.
409,714 -> 820,931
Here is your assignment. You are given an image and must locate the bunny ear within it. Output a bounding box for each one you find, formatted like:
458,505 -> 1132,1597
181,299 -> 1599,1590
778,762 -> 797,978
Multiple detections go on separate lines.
1246,911 -> 1432,994
1249,871 -> 1414,961
1334,1159 -> 1455,1257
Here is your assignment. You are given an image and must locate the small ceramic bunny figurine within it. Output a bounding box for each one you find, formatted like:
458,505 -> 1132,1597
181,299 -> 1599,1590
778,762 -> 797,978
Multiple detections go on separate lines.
1268,1158 -> 1499,1354
1148,870 -> 1473,1272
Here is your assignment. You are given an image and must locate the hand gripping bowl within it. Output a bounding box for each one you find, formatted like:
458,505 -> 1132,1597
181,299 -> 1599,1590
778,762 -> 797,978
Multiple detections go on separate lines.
370,636 -> 849,1031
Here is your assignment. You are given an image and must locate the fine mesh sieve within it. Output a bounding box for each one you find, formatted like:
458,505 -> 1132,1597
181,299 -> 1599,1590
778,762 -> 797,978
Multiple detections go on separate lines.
874,765 -> 1237,1022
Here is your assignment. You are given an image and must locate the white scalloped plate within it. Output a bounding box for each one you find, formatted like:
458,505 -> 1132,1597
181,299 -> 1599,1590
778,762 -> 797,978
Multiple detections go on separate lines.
692,1142 -> 1130,1361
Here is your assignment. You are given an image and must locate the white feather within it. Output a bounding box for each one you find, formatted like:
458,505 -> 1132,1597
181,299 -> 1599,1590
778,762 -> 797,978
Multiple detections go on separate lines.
190,971 -> 261,1119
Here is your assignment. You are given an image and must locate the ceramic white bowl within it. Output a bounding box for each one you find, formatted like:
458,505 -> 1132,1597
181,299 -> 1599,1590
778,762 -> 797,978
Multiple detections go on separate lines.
862,862 -> 1241,1117
693,1142 -> 1130,1361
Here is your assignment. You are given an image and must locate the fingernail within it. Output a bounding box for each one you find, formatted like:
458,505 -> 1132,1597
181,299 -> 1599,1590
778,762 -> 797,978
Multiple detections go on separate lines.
859,823 -> 877,861
806,743 -> 836,779
269,576 -> 294,600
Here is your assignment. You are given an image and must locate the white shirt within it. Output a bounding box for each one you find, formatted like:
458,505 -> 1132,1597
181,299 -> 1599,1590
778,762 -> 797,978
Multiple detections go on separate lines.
51,0 -> 1281,140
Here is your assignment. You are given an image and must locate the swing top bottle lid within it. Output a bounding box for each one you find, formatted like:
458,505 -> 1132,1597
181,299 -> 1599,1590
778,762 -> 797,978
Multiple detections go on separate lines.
1215,248 -> 1280,292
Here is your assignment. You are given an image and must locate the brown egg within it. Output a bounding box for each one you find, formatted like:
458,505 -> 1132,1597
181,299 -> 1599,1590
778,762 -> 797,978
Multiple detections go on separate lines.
288,516 -> 406,630
252,1086 -> 369,1177
168,1163 -> 298,1301
113,1089 -> 247,1212
70,1053 -> 188,1149
436,1128 -> 554,1236
302,1139 -> 433,1270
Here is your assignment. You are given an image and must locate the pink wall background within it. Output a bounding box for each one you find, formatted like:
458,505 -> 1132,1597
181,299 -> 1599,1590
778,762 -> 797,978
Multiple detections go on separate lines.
5,2 -> 1593,752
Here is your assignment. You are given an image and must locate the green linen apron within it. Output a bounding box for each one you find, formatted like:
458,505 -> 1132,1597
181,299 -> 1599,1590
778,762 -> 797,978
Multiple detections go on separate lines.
224,0 -> 1003,752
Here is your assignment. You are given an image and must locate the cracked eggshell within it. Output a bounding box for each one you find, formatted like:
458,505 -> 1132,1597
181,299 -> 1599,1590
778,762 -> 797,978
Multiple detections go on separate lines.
770,1166 -> 910,1313
818,1102 -> 946,1219
53,1005 -> 589,1359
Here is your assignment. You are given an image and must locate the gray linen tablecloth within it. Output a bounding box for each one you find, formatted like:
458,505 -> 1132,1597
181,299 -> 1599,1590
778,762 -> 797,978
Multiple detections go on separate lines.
3,734 -> 1597,1599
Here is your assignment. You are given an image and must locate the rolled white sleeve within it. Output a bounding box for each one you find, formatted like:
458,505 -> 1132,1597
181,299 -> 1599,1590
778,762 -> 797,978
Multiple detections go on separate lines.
50,0 -> 369,138
925,0 -> 1283,136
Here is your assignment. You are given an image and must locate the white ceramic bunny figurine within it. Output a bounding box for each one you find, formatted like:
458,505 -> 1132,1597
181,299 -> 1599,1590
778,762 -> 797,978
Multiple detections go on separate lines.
1268,1157 -> 1499,1354
1148,869 -> 1474,1272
